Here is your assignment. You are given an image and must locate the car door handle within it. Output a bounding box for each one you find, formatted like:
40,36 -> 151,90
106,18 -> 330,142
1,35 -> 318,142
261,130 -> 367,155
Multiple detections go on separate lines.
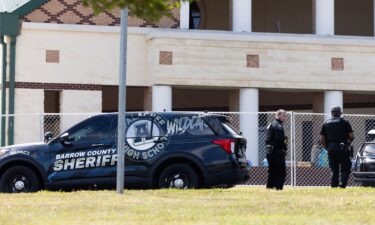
153,140 -> 167,144
91,143 -> 105,147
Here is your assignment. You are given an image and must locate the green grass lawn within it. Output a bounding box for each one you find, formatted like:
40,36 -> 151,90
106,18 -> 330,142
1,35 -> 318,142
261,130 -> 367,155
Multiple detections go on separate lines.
0,186 -> 375,225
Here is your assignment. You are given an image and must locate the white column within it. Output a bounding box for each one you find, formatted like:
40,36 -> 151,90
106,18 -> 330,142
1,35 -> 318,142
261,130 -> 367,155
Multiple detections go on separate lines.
180,0 -> 190,29
315,0 -> 335,35
239,88 -> 259,166
324,91 -> 343,115
232,0 -> 252,32
152,85 -> 172,112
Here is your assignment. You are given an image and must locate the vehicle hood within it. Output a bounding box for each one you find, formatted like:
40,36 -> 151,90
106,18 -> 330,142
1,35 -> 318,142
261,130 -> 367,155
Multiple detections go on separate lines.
3,142 -> 49,155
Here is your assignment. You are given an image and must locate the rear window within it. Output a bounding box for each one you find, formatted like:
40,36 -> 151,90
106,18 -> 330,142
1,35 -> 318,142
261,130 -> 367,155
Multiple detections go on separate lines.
222,122 -> 239,135
364,144 -> 375,153
167,115 -> 215,136
186,124 -> 215,135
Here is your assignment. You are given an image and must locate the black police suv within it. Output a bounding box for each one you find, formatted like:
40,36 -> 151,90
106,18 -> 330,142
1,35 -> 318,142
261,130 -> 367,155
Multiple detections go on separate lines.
354,142 -> 375,187
0,112 -> 249,193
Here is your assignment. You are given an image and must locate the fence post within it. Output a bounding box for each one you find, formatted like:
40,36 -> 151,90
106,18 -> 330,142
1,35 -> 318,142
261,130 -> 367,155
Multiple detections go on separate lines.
39,113 -> 44,142
290,111 -> 296,187
0,113 -> 2,146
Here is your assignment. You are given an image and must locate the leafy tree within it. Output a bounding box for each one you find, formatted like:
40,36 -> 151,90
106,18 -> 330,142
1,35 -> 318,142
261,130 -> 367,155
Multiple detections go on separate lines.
82,0 -> 192,22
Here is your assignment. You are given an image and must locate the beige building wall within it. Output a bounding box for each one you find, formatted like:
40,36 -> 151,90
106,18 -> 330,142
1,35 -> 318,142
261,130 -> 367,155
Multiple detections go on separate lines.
14,23 -> 375,91
15,23 -> 375,92
14,89 -> 44,144
58,90 -> 102,134
150,31 -> 375,91
17,23 -> 150,86
12,23 -> 375,117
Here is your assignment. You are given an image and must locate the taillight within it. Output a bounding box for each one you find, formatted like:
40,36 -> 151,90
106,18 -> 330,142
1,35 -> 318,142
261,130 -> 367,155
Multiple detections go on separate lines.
213,139 -> 235,154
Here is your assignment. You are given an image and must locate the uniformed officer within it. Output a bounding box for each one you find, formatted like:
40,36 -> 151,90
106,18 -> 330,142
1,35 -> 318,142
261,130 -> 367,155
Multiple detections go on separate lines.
320,106 -> 354,188
265,109 -> 288,190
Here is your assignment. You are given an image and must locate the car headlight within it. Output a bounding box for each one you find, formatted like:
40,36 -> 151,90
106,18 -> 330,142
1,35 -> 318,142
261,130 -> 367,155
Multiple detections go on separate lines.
0,149 -> 9,156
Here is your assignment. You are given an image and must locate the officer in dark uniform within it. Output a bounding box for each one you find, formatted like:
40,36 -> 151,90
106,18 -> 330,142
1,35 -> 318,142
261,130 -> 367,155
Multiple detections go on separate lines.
320,106 -> 354,188
265,109 -> 288,190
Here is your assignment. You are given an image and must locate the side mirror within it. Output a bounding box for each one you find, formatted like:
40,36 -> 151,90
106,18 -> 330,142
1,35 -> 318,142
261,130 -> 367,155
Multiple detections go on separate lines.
59,133 -> 73,145
44,132 -> 53,143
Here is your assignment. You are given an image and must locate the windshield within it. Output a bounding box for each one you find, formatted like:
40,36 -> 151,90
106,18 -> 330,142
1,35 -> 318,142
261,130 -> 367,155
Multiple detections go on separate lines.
364,144 -> 375,154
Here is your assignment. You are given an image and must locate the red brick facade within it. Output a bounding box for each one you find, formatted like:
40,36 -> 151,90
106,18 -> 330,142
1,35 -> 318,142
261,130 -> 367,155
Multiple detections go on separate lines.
247,55 -> 260,68
22,0 -> 180,28
159,51 -> 173,65
7,82 -> 102,91
331,58 -> 344,71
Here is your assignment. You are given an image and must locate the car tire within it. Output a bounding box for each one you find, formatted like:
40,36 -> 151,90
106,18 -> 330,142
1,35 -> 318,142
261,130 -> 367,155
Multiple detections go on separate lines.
158,163 -> 200,189
224,184 -> 235,189
0,166 -> 40,193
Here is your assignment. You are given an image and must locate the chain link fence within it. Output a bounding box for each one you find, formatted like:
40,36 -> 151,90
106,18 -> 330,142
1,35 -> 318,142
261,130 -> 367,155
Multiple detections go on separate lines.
1,111 -> 374,187
0,113 -> 96,144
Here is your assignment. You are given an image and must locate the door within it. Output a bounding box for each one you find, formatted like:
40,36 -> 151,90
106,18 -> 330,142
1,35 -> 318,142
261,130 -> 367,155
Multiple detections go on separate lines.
48,116 -> 116,184
112,113 -> 170,180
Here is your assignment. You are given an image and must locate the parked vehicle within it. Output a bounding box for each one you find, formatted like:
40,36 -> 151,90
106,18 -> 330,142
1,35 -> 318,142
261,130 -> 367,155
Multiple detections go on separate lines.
0,112 -> 250,193
353,142 -> 375,187
367,130 -> 375,142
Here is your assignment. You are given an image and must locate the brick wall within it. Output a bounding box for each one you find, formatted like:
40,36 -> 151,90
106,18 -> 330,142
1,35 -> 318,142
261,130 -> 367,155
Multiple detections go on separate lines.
6,82 -> 102,91
22,0 -> 180,28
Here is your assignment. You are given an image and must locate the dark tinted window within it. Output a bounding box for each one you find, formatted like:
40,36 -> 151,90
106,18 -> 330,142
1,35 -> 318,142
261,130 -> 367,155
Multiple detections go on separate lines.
186,122 -> 215,135
65,116 -> 114,144
222,122 -> 238,135
169,115 -> 214,136
189,2 -> 201,29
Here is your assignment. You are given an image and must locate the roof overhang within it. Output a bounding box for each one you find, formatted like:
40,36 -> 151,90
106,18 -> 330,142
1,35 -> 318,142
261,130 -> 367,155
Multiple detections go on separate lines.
14,0 -> 48,16
0,13 -> 20,36
0,0 -> 47,36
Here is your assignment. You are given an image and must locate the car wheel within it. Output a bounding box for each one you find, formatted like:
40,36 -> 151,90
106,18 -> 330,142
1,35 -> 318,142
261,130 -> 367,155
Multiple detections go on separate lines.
0,166 -> 40,193
158,163 -> 200,189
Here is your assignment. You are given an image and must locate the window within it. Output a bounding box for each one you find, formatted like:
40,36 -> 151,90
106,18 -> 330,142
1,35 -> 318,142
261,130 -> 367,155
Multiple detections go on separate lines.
183,118 -> 215,136
222,122 -> 239,135
65,117 -> 115,144
189,2 -> 201,29
186,122 -> 214,135
364,144 -> 375,154
365,119 -> 375,142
